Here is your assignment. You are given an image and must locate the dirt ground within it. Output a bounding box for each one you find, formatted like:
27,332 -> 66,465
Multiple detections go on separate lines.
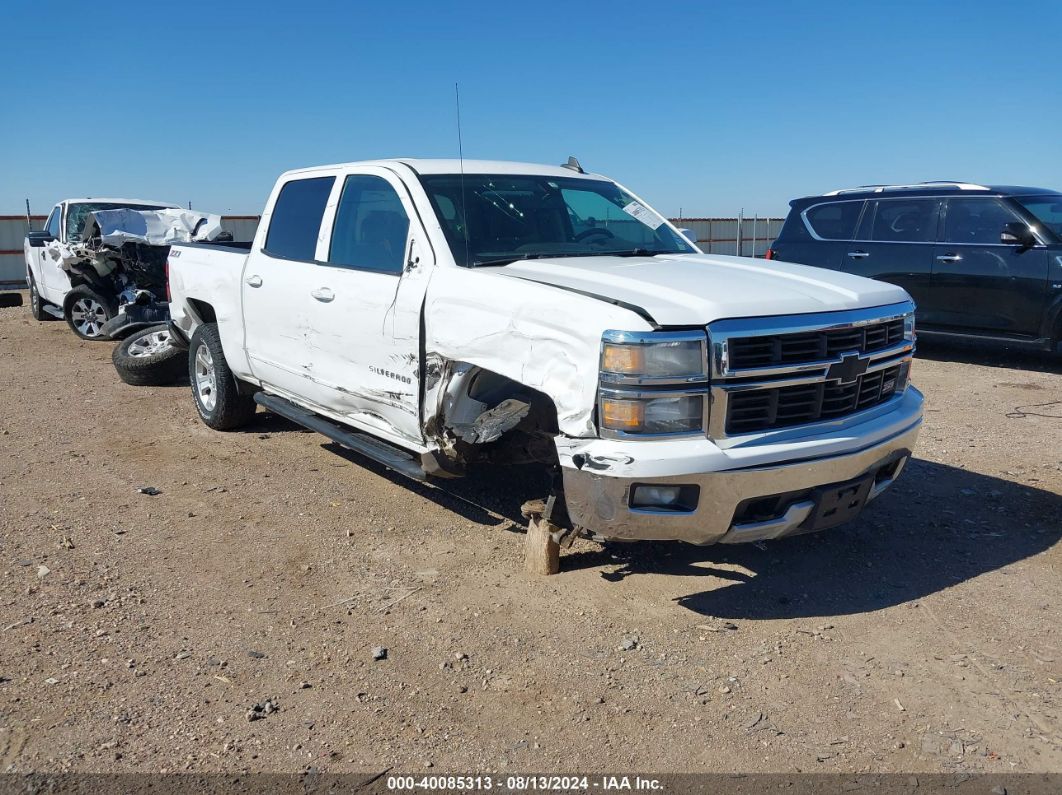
0,294 -> 1059,776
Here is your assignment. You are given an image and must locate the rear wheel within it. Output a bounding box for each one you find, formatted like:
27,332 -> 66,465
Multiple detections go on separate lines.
189,323 -> 257,430
112,325 -> 185,386
65,286 -> 116,340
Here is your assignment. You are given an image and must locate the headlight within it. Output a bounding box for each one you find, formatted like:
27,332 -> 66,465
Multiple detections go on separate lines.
600,331 -> 707,382
598,330 -> 709,436
904,312 -> 916,340
600,392 -> 706,435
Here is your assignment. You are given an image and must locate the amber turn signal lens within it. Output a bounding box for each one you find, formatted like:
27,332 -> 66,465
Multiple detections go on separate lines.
601,343 -> 645,374
601,397 -> 645,430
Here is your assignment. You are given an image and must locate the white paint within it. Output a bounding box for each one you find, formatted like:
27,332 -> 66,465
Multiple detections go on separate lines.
168,158 -> 924,536
93,208 -> 223,246
491,252 -> 907,326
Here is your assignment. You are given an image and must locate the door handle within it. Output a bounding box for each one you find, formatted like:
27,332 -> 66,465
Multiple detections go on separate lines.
936,254 -> 962,263
311,287 -> 334,303
245,275 -> 263,287
847,251 -> 870,259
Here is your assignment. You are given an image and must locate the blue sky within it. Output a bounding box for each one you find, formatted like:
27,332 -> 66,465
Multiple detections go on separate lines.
2,0 -> 1060,217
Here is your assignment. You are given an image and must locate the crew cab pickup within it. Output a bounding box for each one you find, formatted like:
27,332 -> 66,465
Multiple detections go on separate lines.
167,159 -> 923,546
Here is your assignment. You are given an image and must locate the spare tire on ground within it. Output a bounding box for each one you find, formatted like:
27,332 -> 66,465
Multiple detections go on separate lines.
112,324 -> 185,386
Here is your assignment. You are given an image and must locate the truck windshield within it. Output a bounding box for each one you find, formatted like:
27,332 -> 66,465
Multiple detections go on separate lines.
66,202 -> 172,241
418,174 -> 695,266
1013,195 -> 1062,240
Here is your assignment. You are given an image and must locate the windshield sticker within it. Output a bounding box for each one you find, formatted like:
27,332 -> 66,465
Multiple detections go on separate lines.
622,201 -> 665,230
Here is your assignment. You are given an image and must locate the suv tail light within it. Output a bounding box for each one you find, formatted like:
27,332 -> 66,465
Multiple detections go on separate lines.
164,259 -> 171,302
764,248 -> 776,261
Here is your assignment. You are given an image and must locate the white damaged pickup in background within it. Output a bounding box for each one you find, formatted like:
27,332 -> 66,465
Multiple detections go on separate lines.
166,158 -> 923,570
24,199 -> 225,340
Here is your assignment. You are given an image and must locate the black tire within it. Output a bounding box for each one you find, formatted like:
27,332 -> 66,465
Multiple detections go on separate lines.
188,323 -> 257,430
64,285 -> 117,340
112,325 -> 185,386
28,274 -> 58,321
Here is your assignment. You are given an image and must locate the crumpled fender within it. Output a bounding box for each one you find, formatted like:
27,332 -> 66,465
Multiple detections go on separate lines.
423,267 -> 653,438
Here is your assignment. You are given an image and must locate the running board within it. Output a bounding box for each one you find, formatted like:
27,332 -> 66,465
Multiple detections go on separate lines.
253,393 -> 428,481
42,304 -> 64,319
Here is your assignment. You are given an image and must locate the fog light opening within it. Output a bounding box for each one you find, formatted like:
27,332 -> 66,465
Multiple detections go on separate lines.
629,484 -> 699,513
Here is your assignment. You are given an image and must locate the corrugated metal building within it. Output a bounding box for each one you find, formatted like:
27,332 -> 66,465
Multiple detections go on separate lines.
672,216 -> 784,257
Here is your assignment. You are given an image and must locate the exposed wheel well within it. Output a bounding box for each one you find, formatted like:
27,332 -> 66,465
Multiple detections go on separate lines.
429,364 -> 560,468
187,298 -> 217,325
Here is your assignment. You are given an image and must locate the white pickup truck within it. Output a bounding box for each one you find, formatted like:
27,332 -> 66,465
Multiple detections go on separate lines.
167,158 -> 923,547
25,198 -> 178,338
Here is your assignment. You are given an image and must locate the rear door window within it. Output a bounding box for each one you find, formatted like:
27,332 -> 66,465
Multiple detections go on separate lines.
264,176 -> 336,261
863,199 -> 940,242
804,201 -> 863,240
328,175 -> 410,274
944,198 -> 1021,245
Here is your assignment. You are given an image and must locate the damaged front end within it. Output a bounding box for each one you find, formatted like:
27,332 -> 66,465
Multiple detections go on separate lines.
47,208 -> 226,339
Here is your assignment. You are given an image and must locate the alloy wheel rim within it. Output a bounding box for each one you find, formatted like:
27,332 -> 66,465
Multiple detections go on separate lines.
128,330 -> 173,357
194,343 -> 217,412
71,298 -> 107,337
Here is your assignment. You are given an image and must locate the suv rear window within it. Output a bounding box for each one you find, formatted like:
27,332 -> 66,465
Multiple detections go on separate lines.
265,176 -> 336,261
804,202 -> 863,240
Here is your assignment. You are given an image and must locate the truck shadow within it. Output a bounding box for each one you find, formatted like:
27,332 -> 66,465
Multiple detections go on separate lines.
916,337 -> 1061,374
317,437 -> 1062,620
566,458 -> 1062,619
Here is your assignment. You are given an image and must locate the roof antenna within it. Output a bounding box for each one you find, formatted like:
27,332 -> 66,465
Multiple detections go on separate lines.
455,82 -> 471,267
561,156 -> 585,174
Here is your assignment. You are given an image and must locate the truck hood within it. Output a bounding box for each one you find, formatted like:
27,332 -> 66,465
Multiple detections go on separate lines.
488,253 -> 910,326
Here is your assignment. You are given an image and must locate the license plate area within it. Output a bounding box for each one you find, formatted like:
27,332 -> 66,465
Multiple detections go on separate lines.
806,474 -> 875,530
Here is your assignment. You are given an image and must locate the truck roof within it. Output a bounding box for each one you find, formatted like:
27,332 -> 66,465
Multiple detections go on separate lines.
280,159 -> 610,180
60,197 -> 179,208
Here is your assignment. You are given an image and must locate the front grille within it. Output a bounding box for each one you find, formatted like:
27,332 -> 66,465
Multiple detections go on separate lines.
726,365 -> 902,434
728,318 -> 904,369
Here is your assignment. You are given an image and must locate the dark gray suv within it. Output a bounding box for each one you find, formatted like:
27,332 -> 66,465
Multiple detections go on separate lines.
768,182 -> 1062,352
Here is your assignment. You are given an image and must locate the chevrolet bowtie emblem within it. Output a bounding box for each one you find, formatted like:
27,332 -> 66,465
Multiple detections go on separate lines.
826,352 -> 869,384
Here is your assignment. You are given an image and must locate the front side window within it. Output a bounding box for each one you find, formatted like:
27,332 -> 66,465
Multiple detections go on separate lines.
1012,195 -> 1062,240
864,198 -> 940,243
328,175 -> 410,273
45,207 -> 61,238
264,176 -> 336,261
805,201 -> 863,240
944,198 -> 1023,245
418,174 -> 695,267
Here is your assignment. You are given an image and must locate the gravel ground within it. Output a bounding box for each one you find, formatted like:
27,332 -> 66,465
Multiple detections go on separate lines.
0,295 -> 1059,775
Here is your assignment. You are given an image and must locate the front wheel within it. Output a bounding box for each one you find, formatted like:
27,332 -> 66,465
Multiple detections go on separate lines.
65,285 -> 116,340
189,323 -> 257,430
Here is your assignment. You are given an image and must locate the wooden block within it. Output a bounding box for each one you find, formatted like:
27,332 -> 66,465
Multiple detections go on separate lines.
525,516 -> 560,576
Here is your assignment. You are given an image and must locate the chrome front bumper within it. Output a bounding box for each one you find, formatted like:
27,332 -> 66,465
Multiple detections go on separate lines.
559,392 -> 922,545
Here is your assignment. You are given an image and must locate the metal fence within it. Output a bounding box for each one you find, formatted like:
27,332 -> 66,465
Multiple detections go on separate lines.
2,213 -> 783,290
0,215 -> 261,289
670,216 -> 784,258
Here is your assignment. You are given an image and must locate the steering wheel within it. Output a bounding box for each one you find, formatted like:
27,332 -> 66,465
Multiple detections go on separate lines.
574,227 -> 615,242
